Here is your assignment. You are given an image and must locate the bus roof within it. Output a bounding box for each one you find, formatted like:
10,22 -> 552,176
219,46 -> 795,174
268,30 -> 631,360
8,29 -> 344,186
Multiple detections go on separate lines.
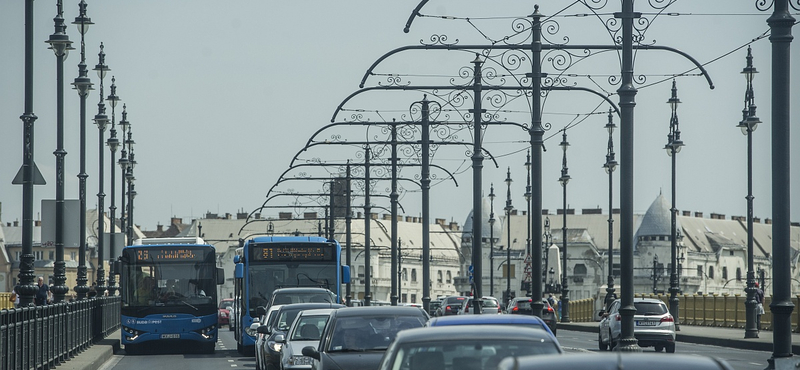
133,237 -> 207,245
246,236 -> 335,244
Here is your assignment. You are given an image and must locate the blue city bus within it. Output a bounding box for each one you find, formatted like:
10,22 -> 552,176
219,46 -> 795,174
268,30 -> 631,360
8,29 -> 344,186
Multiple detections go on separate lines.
120,237 -> 224,354
233,236 -> 350,354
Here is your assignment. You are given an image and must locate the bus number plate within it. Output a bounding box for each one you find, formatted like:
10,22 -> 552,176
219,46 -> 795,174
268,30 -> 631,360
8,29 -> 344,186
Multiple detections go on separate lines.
160,334 -> 180,339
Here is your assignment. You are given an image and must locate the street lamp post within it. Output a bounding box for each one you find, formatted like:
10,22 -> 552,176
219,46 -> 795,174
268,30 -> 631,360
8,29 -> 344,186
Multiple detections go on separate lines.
106,77 -> 121,295
558,131 -> 571,323
71,0 -> 93,300
543,217 -> 552,293
126,130 -> 137,243
738,46 -> 761,339
504,168 -> 513,305
665,79 -> 684,329
603,109 -> 617,309
118,106 -> 130,245
489,184 -> 496,297
46,0 -> 75,303
653,254 -> 660,294
92,44 -> 110,294
524,152 -> 532,299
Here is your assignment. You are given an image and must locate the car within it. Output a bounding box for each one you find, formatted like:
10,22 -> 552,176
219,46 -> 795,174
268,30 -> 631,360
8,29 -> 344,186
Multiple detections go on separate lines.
229,299 -> 241,331
219,298 -> 234,326
256,303 -> 344,370
428,299 -> 442,317
540,299 -> 558,335
268,288 -> 338,307
458,296 -> 502,314
301,306 -> 429,370
277,308 -> 340,370
377,325 -> 563,370
254,305 -> 284,370
426,313 -> 556,338
506,296 -> 534,314
435,296 -> 468,316
498,353 -> 734,370
598,298 -> 676,352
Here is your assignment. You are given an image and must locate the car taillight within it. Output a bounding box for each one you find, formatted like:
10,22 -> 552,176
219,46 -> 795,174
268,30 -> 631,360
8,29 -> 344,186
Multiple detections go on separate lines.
446,305 -> 452,312
512,306 -> 518,312
661,315 -> 674,323
546,306 -> 554,313
464,305 -> 470,313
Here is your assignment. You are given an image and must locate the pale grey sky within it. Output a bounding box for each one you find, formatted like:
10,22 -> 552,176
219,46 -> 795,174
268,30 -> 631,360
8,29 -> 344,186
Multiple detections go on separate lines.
1,1 -> 798,233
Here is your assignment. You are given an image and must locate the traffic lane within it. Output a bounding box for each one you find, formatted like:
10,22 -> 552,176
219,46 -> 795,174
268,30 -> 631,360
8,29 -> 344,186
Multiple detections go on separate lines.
555,329 -> 772,370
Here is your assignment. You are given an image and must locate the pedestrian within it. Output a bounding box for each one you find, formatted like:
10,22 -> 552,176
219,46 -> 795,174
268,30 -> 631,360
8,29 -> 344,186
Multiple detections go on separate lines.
35,276 -> 50,306
547,293 -> 556,308
10,285 -> 20,308
755,282 -> 765,332
88,284 -> 97,298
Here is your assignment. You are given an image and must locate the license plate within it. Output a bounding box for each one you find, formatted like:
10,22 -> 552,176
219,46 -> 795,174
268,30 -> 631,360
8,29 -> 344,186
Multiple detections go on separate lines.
160,334 -> 180,339
636,321 -> 658,326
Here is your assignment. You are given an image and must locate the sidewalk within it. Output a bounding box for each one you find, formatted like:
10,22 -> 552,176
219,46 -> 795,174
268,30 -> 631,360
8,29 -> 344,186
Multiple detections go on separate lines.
559,322 -> 800,355
55,330 -> 120,370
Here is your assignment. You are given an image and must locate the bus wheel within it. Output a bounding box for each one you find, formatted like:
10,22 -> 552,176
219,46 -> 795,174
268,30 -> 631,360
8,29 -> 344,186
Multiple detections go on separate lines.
125,344 -> 139,355
204,342 -> 216,354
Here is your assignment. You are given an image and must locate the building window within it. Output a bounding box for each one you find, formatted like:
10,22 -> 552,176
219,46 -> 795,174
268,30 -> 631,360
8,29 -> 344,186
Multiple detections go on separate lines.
402,268 -> 408,281
437,271 -> 443,283
401,294 -> 407,302
697,265 -> 703,277
446,271 -> 452,284
358,266 -> 365,278
502,264 -> 515,278
70,252 -> 76,261
411,294 -> 417,303
722,266 -> 728,280
612,263 -> 621,277
35,251 -> 43,260
736,268 -> 742,281
411,269 -> 417,282
708,266 -> 715,279
574,264 -> 587,276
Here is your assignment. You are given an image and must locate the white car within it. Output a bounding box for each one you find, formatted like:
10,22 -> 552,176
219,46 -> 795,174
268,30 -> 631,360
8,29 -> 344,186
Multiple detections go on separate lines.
277,308 -> 338,370
254,305 -> 283,370
598,298 -> 676,352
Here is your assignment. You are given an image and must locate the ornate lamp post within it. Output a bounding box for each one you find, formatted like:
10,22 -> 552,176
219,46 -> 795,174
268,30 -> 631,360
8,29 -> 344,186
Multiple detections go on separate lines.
489,184 -> 496,297
652,254 -> 660,294
126,131 -> 137,243
92,44 -> 110,294
524,152 -> 533,299
106,77 -> 121,295
71,0 -> 93,300
45,0 -> 75,303
543,217 -> 552,293
603,109 -> 617,308
665,79 -> 684,329
738,46 -> 761,339
558,131 -> 571,323
504,168 -> 513,304
118,106 -> 130,246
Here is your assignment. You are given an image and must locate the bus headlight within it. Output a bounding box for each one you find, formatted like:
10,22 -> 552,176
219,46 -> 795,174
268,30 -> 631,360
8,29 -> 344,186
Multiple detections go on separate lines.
194,324 -> 217,339
122,326 -> 143,341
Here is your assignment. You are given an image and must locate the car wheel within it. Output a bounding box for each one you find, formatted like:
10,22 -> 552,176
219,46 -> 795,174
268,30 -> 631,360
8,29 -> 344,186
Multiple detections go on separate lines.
666,342 -> 676,353
654,345 -> 663,352
599,333 -> 608,351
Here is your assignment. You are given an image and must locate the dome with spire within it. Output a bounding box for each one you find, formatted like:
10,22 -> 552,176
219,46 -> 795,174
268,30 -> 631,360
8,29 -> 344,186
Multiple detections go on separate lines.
634,192 -> 681,246
462,197 -> 503,242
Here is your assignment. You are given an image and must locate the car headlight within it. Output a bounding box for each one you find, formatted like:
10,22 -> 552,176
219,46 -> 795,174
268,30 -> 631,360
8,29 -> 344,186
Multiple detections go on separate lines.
246,325 -> 259,337
288,355 -> 313,366
219,311 -> 228,318
268,341 -> 282,352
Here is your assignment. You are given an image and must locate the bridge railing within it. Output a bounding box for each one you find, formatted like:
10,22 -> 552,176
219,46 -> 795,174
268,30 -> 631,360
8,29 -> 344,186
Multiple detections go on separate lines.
0,296 -> 120,370
567,293 -> 799,333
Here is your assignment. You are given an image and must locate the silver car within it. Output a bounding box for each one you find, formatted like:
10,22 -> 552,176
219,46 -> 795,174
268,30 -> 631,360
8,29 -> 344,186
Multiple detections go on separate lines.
277,308 -> 337,370
598,298 -> 676,352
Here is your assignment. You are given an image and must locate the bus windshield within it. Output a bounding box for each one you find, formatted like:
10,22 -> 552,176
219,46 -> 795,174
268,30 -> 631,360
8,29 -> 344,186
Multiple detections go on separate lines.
246,262 -> 337,314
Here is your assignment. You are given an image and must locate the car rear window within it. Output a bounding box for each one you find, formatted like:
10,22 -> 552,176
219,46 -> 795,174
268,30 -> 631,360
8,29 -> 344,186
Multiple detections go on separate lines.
515,300 -> 532,309
634,302 -> 668,315
481,298 -> 499,307
445,297 -> 466,305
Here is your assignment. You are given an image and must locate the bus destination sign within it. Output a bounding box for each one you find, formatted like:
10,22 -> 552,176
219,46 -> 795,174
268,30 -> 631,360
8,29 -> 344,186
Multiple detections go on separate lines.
255,245 -> 334,261
135,248 -> 204,262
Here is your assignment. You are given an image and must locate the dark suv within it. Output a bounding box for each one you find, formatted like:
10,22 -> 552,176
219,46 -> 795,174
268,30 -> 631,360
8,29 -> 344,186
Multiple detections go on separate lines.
435,296 -> 468,316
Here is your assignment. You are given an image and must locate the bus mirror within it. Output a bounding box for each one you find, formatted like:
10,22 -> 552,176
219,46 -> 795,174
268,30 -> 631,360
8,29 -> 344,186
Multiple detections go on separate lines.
112,260 -> 122,274
233,255 -> 240,264
341,265 -> 351,284
217,268 -> 225,285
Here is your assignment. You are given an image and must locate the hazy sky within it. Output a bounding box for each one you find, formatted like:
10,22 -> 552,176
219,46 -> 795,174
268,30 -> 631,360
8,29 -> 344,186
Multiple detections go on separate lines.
1,1 -> 798,233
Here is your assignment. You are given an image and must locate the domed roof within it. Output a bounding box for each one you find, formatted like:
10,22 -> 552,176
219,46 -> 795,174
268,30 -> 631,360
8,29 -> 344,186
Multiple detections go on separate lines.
635,192 -> 680,239
462,197 -> 503,237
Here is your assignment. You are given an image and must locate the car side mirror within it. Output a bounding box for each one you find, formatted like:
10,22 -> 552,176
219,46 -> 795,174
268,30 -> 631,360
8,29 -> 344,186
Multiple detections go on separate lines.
302,346 -> 320,360
274,334 -> 285,343
598,310 -> 605,317
257,325 -> 270,334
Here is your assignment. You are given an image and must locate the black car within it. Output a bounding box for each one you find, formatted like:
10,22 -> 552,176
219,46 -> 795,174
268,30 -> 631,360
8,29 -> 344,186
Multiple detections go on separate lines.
302,306 -> 429,370
435,296 -> 468,316
256,302 -> 344,370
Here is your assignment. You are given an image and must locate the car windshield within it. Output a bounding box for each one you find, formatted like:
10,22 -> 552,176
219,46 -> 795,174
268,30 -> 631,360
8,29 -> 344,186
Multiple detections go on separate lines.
291,315 -> 327,341
272,309 -> 303,332
634,302 -> 668,315
386,339 -> 561,370
219,300 -> 233,309
481,298 -> 498,308
328,316 -> 426,352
